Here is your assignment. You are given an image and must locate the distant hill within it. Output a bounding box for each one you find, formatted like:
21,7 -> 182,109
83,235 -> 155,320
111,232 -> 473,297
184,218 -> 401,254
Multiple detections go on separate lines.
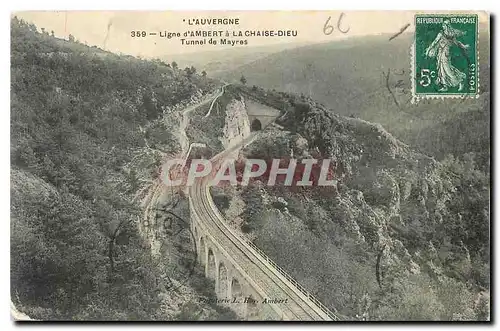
217,34 -> 411,105
163,41 -> 311,76
215,32 -> 490,167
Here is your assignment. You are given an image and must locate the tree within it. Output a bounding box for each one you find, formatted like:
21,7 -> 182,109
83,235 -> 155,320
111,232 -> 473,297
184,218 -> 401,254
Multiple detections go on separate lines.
184,66 -> 196,79
10,16 -> 231,321
51,30 -> 55,37
201,70 -> 207,77
171,61 -> 178,70
240,75 -> 247,85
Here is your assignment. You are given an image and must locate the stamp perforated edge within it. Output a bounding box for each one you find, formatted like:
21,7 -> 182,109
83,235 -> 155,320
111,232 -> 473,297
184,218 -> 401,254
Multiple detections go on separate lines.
411,13 -> 480,104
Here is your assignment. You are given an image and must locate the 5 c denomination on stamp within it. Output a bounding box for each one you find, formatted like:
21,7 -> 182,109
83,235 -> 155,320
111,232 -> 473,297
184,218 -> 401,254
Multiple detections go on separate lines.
412,14 -> 478,100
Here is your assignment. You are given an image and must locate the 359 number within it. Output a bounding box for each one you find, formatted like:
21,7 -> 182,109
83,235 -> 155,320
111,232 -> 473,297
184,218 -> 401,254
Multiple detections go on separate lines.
131,31 -> 147,37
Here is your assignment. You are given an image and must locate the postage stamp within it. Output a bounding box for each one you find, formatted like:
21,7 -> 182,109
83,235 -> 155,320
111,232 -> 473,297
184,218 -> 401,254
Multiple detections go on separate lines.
412,14 -> 479,100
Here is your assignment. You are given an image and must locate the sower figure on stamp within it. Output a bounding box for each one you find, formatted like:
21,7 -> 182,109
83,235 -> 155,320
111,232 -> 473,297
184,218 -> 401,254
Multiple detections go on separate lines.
425,20 -> 469,92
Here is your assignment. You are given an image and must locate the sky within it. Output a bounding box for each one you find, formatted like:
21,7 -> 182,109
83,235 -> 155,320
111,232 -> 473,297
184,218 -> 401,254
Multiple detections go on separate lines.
13,11 -> 489,58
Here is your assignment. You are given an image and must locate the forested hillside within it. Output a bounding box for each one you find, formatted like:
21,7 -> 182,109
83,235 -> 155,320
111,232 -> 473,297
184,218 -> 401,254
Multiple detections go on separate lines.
217,31 -> 490,171
212,84 -> 490,321
10,15 -> 490,322
10,17 -> 236,320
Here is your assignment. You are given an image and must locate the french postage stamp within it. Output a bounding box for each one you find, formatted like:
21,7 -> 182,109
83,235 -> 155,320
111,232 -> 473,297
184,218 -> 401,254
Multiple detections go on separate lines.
412,14 -> 479,100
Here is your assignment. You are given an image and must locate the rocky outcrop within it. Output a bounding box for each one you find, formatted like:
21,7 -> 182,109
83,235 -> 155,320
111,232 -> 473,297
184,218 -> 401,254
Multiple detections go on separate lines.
233,96 -> 488,297
220,97 -> 251,158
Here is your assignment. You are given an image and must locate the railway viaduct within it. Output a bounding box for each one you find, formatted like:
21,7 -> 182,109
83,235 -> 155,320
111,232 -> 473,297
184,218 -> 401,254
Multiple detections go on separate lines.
188,137 -> 340,321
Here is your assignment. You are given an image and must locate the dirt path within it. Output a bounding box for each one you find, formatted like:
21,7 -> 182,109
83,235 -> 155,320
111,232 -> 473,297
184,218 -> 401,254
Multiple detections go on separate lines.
204,84 -> 228,118
178,85 -> 227,156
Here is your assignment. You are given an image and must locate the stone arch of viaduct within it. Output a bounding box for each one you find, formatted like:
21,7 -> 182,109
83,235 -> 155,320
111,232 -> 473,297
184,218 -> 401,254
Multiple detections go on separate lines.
191,221 -> 282,320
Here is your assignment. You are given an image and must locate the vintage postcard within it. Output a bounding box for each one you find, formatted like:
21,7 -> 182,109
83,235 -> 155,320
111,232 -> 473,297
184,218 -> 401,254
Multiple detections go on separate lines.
10,11 -> 490,321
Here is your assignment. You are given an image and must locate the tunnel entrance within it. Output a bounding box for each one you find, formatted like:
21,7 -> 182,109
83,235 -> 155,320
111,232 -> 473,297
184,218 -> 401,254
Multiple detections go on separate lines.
251,119 -> 262,131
